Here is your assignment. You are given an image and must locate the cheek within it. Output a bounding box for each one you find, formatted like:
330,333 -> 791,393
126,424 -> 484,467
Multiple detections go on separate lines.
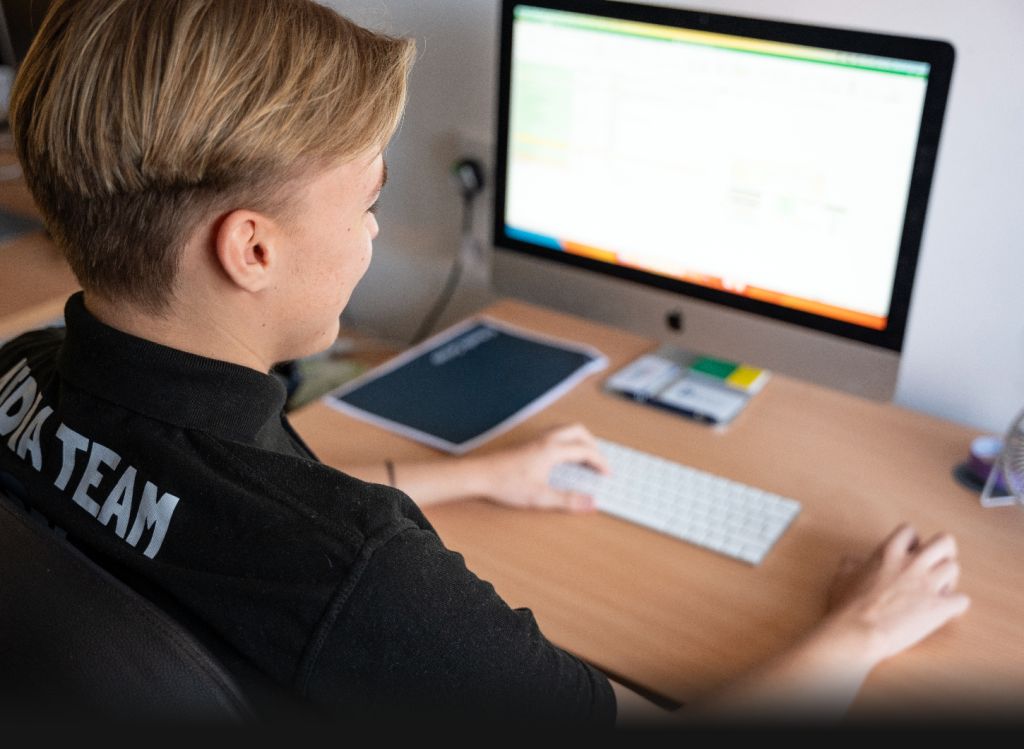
359,238 -> 373,274
332,232 -> 373,290
350,224 -> 374,276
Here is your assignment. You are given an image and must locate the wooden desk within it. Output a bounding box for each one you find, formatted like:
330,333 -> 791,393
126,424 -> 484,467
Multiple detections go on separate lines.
290,299 -> 1024,720
0,143 -> 79,338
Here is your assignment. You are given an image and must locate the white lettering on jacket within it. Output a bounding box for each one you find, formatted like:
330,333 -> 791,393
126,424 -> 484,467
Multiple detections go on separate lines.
72,440 -> 120,516
2,360 -> 180,559
125,482 -> 179,559
54,423 -> 89,490
0,363 -> 36,436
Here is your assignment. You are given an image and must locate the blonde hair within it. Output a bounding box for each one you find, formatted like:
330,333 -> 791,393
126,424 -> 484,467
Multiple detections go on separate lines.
10,0 -> 415,312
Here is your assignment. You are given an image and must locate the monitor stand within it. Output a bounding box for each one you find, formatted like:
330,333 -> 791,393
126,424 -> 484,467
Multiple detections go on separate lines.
493,250 -> 900,402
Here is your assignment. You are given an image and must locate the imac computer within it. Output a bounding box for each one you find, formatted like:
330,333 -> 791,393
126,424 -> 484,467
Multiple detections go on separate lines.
491,0 -> 954,399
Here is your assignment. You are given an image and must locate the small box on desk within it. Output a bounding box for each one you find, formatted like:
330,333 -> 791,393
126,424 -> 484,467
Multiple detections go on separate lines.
604,346 -> 770,426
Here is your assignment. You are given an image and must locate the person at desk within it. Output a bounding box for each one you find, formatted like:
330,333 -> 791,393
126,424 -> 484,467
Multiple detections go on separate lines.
0,0 -> 968,725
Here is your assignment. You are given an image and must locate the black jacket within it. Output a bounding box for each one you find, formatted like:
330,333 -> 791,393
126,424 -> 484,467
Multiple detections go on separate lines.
0,293 -> 615,724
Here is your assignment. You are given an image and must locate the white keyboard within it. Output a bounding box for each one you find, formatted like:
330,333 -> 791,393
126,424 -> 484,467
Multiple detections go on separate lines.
549,439 -> 801,565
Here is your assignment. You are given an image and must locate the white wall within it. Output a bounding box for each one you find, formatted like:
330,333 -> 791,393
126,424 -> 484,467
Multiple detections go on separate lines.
330,0 -> 503,345
327,0 -> 1024,435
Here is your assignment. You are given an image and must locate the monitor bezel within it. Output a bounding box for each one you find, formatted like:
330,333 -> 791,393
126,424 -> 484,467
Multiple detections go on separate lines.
493,0 -> 955,352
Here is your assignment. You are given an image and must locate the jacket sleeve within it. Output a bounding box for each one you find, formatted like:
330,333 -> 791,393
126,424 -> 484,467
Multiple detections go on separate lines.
296,525 -> 616,726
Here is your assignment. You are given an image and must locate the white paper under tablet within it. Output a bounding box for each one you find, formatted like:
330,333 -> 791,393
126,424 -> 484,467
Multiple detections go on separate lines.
323,318 -> 608,454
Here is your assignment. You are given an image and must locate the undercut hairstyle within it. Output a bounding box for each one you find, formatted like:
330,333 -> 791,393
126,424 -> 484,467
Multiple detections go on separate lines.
9,0 -> 415,313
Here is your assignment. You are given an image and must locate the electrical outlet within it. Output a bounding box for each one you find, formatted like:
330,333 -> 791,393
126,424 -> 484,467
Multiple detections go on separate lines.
451,129 -> 495,240
450,130 -> 496,292
454,130 -> 493,177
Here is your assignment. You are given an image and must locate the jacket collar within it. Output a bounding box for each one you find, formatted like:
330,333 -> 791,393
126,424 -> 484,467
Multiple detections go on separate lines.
57,293 -> 289,444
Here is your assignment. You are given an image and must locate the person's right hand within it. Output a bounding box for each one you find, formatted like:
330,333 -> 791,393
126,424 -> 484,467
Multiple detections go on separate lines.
666,523 -> 970,722
823,524 -> 971,664
463,423 -> 610,513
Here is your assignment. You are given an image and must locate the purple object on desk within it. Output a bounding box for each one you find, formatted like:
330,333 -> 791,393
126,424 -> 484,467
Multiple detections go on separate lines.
968,435 -> 1006,491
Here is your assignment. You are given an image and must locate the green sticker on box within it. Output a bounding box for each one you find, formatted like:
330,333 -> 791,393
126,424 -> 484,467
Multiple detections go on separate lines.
690,356 -> 738,380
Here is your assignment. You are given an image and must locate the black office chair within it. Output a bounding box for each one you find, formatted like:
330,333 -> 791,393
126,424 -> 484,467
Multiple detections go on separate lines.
0,486 -> 253,721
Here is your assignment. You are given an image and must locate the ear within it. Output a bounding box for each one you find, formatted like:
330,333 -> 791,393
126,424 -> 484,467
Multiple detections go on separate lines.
214,210 -> 277,293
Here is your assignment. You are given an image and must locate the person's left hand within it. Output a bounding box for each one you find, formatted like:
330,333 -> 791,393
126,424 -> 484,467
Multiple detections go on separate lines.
465,423 -> 610,512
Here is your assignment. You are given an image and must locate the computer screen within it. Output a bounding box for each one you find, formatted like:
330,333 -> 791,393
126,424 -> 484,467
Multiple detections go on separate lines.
493,0 -> 954,354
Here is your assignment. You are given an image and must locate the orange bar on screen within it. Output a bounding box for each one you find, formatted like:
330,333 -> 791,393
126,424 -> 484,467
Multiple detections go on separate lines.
746,287 -> 887,329
562,241 -> 619,264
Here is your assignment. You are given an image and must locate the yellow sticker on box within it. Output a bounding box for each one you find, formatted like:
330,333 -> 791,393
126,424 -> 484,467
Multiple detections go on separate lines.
726,365 -> 764,390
